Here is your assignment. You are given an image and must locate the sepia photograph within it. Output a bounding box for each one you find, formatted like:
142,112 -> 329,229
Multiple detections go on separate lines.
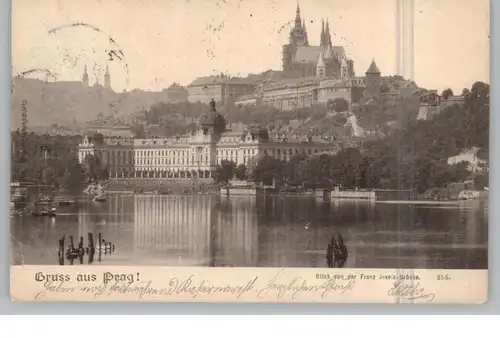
10,0 -> 489,273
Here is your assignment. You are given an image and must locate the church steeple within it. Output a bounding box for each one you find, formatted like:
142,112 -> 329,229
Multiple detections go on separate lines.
325,19 -> 332,46
302,18 -> 308,45
295,4 -> 302,29
320,19 -> 325,46
289,3 -> 308,47
104,65 -> 111,89
316,51 -> 326,78
82,64 -> 89,87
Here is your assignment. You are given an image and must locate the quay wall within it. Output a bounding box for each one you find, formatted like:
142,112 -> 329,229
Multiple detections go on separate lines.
330,190 -> 376,200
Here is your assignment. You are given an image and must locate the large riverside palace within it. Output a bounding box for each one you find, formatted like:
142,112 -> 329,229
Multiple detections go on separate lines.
78,100 -> 338,179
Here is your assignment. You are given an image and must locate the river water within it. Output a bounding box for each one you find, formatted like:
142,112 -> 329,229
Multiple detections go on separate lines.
10,194 -> 488,269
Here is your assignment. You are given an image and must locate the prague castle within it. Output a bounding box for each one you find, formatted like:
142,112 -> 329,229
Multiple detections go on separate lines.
187,5 -> 382,111
281,5 -> 354,79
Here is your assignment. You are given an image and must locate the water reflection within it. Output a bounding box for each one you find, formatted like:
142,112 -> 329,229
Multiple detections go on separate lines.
10,194 -> 488,269
133,195 -> 258,266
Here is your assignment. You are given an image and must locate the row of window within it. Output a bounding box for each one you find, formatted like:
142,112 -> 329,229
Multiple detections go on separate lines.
321,88 -> 350,92
137,155 -> 209,166
80,147 -> 333,166
136,149 -> 192,157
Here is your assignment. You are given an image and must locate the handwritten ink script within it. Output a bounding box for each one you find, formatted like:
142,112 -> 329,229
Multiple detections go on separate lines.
257,269 -> 356,300
32,269 -> 358,301
387,280 -> 436,303
11,267 -> 484,303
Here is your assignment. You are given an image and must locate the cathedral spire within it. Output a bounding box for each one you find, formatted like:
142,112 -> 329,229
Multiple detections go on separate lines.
325,19 -> 332,46
320,19 -> 325,46
295,3 -> 302,29
303,18 -> 308,45
82,63 -> 89,87
104,64 -> 111,89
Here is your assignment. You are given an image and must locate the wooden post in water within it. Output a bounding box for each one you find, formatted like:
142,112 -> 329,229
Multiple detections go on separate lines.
88,233 -> 94,251
58,236 -> 65,255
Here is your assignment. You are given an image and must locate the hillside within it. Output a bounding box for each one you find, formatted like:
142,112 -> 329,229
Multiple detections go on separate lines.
11,77 -> 187,130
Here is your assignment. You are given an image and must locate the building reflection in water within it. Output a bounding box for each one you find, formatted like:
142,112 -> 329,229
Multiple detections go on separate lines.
133,195 -> 258,266
10,193 -> 487,268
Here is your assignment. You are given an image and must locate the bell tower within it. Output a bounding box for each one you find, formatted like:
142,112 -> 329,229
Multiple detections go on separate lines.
104,65 -> 111,89
82,64 -> 89,87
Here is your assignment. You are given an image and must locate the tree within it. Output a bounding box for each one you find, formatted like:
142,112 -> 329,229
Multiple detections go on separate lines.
441,88 -> 454,99
64,158 -> 86,192
83,154 -> 105,183
214,160 -> 236,183
254,156 -> 284,186
42,167 -> 58,187
234,164 -> 247,180
474,173 -> 489,190
453,161 -> 470,182
381,83 -> 390,93
332,97 -> 349,112
284,154 -> 307,186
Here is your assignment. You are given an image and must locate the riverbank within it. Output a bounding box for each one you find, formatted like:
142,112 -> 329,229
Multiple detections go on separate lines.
91,179 -> 490,202
107,178 -> 222,195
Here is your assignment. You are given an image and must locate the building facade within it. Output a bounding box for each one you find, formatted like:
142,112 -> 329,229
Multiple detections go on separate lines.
447,147 -> 488,173
78,100 -> 339,178
77,133 -> 135,177
187,75 -> 255,105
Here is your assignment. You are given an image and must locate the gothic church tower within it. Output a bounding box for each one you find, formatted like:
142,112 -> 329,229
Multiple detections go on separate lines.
104,65 -> 111,90
82,64 -> 89,87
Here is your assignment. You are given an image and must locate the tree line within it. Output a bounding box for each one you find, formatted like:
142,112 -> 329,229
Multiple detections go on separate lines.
10,132 -> 107,193
213,81 -> 490,194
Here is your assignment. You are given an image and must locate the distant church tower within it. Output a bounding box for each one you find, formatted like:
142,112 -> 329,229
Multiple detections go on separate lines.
104,65 -> 111,89
82,64 -> 89,87
316,52 -> 326,78
365,58 -> 381,99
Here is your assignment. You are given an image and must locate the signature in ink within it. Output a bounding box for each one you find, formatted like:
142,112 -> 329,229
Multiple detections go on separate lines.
388,280 -> 436,303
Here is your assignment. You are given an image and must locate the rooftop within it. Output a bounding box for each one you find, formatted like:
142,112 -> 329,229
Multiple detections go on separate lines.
293,45 -> 346,64
188,75 -> 256,87
366,59 -> 381,74
263,76 -> 321,91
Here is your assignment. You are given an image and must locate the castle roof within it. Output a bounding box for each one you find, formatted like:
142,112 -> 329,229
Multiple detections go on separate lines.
188,75 -> 255,87
317,52 -> 325,67
366,59 -> 381,74
294,46 -> 346,64
324,44 -> 334,59
263,76 -> 321,91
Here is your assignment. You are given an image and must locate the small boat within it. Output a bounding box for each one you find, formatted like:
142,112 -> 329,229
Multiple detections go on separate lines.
36,196 -> 54,205
93,195 -> 107,202
33,206 -> 56,217
40,207 -> 57,217
58,199 -> 75,206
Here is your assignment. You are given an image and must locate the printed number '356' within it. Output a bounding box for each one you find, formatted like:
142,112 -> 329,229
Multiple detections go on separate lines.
437,274 -> 451,281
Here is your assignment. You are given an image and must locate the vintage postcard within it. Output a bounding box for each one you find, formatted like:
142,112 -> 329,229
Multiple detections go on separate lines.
10,0 -> 489,303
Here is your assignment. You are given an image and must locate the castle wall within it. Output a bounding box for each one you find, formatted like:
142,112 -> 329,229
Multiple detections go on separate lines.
187,84 -> 224,104
317,86 -> 352,107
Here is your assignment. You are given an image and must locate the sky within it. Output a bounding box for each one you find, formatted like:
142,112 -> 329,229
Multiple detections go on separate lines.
12,0 -> 489,93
